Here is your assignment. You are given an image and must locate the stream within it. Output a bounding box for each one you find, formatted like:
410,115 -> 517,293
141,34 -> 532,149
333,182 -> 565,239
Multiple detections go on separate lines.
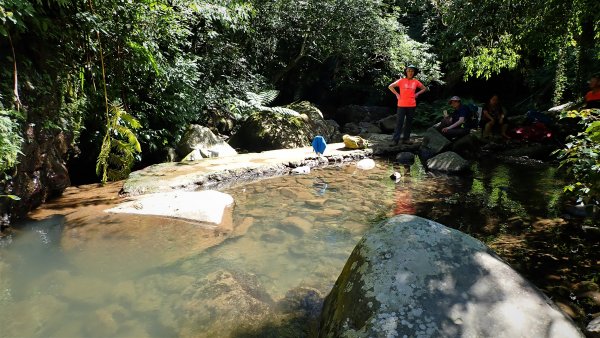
0,158 -> 597,337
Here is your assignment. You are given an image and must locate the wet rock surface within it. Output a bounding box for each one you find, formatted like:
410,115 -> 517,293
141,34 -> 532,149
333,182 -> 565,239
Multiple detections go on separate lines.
1,127 -> 72,229
105,190 -> 234,224
121,144 -> 371,196
421,127 -> 451,154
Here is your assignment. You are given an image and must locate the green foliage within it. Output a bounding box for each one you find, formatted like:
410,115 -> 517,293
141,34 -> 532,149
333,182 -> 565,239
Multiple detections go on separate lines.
96,102 -> 141,184
461,34 -> 521,80
231,90 -> 301,121
555,108 -> 600,203
2,0 -> 445,176
384,19 -> 443,85
412,100 -> 447,129
250,0 -> 443,86
0,109 -> 23,172
399,0 -> 599,101
0,0 -> 36,36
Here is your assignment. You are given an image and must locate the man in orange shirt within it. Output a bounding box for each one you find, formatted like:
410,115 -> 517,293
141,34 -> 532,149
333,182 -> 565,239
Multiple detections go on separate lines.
585,74 -> 600,109
388,65 -> 428,145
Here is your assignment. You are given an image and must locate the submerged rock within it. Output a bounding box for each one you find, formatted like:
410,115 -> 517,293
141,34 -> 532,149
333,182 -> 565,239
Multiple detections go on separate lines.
319,214 -> 584,338
0,294 -> 68,337
178,270 -> 273,337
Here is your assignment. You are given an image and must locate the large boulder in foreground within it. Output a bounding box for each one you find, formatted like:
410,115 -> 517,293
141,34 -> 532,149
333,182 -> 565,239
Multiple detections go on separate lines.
319,215 -> 583,338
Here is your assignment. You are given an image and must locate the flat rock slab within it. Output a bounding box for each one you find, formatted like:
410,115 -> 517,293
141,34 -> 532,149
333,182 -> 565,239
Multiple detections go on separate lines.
122,143 -> 371,196
105,191 -> 233,224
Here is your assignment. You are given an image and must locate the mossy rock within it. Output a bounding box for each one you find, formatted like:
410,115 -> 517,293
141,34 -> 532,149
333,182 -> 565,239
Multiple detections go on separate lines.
229,102 -> 337,152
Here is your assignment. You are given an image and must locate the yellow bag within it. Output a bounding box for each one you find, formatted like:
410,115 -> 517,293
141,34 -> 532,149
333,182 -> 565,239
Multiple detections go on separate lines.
343,134 -> 368,149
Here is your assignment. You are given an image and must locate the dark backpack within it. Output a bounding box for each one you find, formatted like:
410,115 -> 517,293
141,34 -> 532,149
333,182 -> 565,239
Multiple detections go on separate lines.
464,103 -> 481,129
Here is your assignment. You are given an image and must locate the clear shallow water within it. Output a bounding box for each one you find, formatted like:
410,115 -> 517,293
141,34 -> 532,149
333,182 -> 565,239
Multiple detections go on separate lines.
0,159 -> 567,337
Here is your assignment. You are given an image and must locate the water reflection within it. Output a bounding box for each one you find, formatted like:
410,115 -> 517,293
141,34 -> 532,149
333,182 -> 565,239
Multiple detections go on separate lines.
0,159 -> 567,337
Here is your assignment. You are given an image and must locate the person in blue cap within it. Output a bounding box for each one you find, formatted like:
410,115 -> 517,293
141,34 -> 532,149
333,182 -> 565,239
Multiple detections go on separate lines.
436,96 -> 471,139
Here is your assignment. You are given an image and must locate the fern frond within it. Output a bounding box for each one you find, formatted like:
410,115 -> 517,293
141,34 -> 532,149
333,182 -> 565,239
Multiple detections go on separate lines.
233,98 -> 252,109
245,92 -> 263,106
96,102 -> 143,183
257,90 -> 279,106
109,152 -> 134,167
0,194 -> 21,200
109,102 -> 124,121
127,40 -> 160,75
268,106 -> 301,117
119,111 -> 142,129
107,167 -> 130,181
114,125 -> 142,152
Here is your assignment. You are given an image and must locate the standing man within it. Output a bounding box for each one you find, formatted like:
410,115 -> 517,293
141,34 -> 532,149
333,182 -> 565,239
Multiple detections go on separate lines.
388,65 -> 428,145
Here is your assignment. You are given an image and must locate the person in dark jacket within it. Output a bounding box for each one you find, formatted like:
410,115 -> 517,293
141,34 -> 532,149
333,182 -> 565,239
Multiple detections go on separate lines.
436,96 -> 470,139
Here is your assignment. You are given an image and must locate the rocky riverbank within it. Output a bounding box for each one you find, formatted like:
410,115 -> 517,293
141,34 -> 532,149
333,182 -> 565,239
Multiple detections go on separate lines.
120,143 -> 372,196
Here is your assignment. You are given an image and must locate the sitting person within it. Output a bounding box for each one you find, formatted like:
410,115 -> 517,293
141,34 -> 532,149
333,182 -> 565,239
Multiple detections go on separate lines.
481,94 -> 509,139
585,74 -> 600,109
436,96 -> 470,140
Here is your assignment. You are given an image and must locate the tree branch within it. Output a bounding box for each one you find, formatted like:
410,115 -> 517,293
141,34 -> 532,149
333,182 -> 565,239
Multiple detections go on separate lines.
272,33 -> 308,83
7,33 -> 21,111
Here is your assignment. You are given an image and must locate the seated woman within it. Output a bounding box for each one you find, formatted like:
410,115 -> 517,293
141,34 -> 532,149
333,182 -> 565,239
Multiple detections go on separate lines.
481,94 -> 508,139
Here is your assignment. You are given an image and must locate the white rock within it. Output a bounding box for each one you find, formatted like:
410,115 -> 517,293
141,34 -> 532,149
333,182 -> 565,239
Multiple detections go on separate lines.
356,158 -> 375,170
548,102 -> 575,112
390,171 -> 402,182
105,191 -> 234,224
291,166 -> 311,175
587,316 -> 600,335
